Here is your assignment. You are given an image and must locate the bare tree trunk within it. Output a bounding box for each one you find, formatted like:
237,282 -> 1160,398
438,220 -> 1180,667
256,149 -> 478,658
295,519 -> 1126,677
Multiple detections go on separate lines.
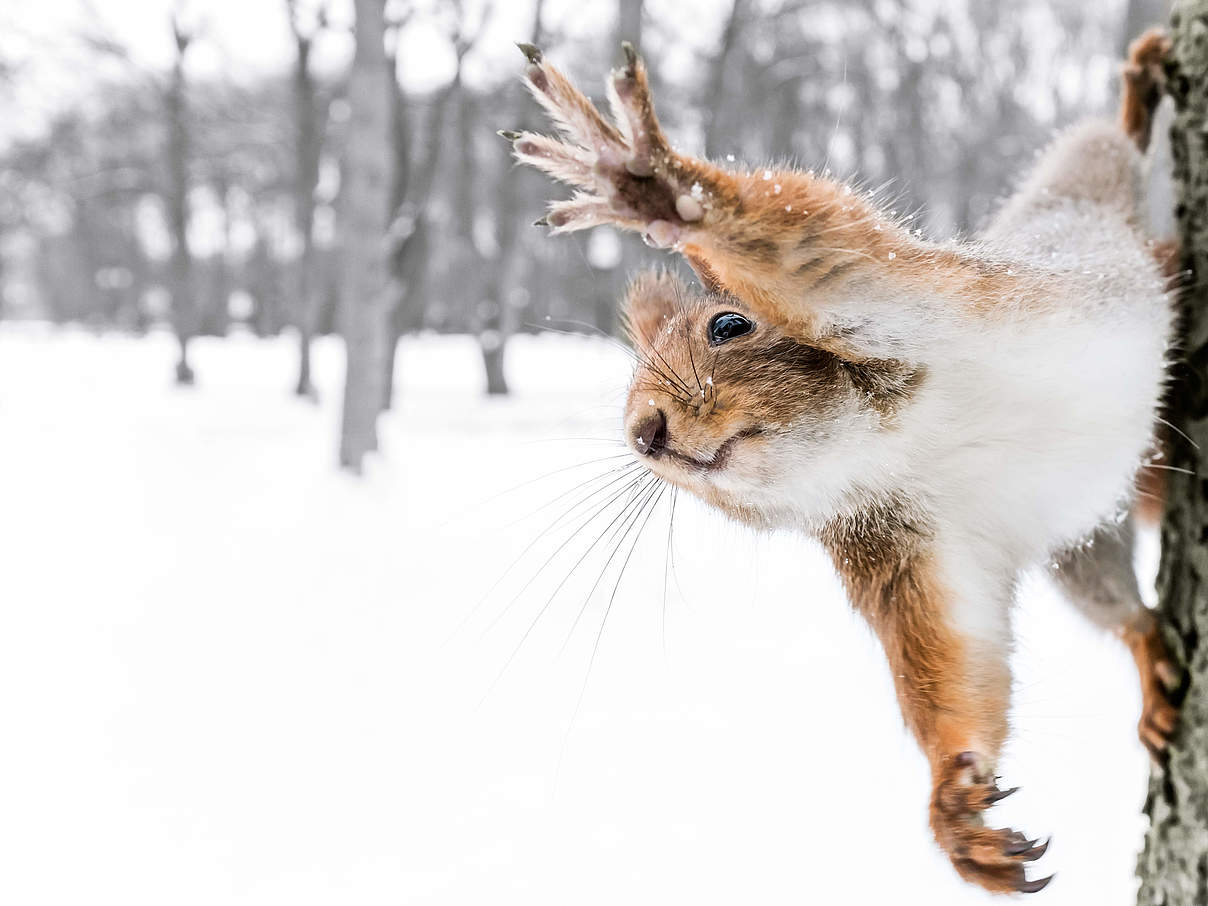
288,4 -> 324,401
166,22 -> 195,385
702,0 -> 746,161
474,0 -> 546,397
337,0 -> 393,473
1137,3 -> 1208,902
615,0 -> 641,49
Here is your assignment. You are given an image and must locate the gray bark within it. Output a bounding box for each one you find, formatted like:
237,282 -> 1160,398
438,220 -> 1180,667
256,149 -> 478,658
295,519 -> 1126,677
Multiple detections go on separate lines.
337,0 -> 393,472
1137,2 -> 1208,902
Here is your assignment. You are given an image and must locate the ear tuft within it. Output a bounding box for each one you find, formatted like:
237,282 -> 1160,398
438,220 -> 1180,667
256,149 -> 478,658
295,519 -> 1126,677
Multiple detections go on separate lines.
621,269 -> 692,346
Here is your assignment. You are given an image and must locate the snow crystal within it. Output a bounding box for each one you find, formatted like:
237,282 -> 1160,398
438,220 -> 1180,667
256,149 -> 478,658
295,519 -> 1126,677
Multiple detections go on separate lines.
762,169 -> 772,180
887,251 -> 896,260
772,184 -> 782,195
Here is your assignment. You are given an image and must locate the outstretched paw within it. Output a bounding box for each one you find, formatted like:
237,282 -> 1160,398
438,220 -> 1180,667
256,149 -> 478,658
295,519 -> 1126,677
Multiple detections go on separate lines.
1121,27 -> 1172,151
931,753 -> 1053,895
504,42 -> 717,247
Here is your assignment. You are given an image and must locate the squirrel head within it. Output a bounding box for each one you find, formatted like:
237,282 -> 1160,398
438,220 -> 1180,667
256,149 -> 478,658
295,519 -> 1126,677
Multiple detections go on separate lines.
621,269 -> 924,526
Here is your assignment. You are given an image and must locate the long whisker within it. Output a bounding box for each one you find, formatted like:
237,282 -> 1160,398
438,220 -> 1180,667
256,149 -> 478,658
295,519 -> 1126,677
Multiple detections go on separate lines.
1140,462 -> 1195,475
481,470 -> 654,637
1154,415 -> 1200,451
457,466 -> 649,644
501,459 -> 642,529
561,482 -> 667,760
480,474 -> 656,701
439,452 -> 634,529
662,486 -> 677,656
559,476 -> 664,651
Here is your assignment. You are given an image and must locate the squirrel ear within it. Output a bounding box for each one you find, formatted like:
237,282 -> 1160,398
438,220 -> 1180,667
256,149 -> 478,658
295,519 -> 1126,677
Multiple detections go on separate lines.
622,269 -> 690,346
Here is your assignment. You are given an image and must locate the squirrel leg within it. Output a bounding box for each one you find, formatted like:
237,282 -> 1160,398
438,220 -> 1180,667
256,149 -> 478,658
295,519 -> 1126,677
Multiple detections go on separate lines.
831,541 -> 1052,894
1051,522 -> 1181,763
1121,28 -> 1171,153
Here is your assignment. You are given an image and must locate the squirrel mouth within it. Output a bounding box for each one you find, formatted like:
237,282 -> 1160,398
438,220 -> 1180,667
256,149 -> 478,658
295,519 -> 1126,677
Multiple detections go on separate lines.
662,427 -> 762,472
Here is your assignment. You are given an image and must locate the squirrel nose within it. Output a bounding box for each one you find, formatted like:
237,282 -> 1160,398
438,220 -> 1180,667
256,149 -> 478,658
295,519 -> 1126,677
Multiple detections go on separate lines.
631,409 -> 668,457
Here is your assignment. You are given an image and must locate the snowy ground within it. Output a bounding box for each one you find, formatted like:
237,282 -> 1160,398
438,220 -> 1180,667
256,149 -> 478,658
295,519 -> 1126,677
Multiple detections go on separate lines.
0,324 -> 1159,905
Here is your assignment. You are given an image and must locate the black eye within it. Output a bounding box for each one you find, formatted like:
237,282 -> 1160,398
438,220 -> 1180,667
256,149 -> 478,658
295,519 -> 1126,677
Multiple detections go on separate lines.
707,312 -> 754,345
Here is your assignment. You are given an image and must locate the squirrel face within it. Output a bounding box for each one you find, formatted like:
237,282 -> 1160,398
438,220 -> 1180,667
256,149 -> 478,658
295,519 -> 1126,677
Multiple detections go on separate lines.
621,270 -> 918,526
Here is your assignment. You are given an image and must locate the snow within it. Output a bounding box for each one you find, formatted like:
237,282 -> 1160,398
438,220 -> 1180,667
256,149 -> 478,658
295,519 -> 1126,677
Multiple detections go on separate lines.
0,324 -> 1158,905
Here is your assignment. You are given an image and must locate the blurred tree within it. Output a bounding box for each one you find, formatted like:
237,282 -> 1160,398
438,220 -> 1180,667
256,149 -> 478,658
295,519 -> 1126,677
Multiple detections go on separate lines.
166,14 -> 198,384
381,1 -> 489,408
286,0 -> 329,400
1136,3 -> 1208,902
337,0 -> 394,472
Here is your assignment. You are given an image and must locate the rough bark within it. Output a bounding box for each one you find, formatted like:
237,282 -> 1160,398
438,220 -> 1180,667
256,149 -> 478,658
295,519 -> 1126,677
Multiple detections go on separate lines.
337,0 -> 393,472
1137,3 -> 1208,903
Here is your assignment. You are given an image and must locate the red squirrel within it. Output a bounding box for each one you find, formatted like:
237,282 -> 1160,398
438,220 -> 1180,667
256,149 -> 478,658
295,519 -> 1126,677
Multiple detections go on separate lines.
506,29 -> 1181,896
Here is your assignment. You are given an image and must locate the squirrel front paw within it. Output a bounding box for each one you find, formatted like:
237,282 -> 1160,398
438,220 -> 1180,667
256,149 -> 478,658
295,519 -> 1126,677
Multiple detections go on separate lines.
930,752 -> 1053,895
503,42 -> 715,247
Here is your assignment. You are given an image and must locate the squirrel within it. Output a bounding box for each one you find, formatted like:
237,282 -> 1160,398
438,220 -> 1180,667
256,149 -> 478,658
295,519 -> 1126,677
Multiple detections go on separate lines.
505,28 -> 1181,896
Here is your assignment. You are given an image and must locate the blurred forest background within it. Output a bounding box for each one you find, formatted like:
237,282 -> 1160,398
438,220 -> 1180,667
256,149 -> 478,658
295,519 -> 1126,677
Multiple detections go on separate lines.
0,0 -> 1172,469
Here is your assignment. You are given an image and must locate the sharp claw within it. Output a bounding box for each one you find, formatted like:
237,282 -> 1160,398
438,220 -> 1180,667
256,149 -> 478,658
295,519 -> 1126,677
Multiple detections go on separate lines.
986,786 -> 1020,805
1006,837 -> 1039,856
1019,839 -> 1051,862
1019,874 -> 1054,894
498,129 -> 522,141
1156,659 -> 1180,690
516,42 -> 542,63
533,216 -> 550,227
620,40 -> 637,72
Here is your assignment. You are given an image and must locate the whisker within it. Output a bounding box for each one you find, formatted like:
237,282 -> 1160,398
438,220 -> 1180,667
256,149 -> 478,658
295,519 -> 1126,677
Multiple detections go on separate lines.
1154,415 -> 1199,451
480,474 -> 656,701
438,453 -> 635,529
560,482 -> 667,762
481,470 -> 654,637
662,486 -> 677,656
559,476 -> 664,651
453,467 -> 649,644
501,459 -> 641,529
1140,463 -> 1195,475
446,461 -> 645,643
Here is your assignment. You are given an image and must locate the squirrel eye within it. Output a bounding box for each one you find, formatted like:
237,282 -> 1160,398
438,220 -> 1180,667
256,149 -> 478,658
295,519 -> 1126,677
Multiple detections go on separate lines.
707,312 -> 754,346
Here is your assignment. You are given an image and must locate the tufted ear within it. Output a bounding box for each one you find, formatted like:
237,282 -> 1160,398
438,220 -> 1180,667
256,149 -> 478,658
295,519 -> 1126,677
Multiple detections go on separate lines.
621,269 -> 692,346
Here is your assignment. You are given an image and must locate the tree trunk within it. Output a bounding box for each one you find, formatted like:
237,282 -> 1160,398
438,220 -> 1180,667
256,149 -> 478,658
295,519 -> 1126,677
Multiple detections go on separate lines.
166,27 -> 195,385
1136,3 -> 1208,902
290,21 -> 323,401
337,0 -> 393,473
702,0 -> 746,161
